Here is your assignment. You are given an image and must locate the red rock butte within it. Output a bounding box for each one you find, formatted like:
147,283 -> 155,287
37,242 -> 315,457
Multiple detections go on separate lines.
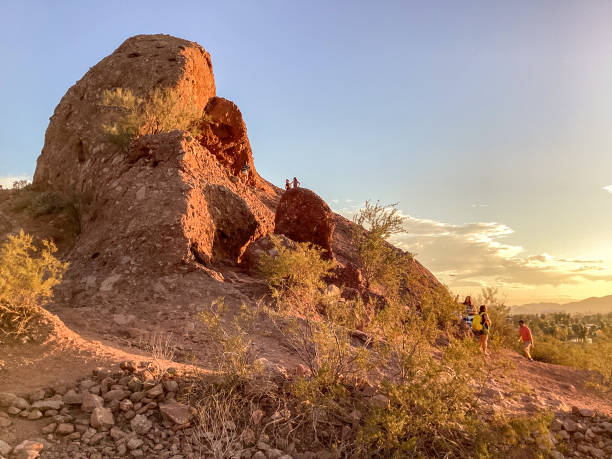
30,33 -> 441,309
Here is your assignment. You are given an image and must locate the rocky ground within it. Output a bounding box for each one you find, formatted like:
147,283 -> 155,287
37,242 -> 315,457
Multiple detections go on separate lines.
1,315 -> 610,459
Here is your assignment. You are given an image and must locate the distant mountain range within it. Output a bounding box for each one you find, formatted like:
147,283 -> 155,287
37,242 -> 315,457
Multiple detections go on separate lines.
511,295 -> 612,315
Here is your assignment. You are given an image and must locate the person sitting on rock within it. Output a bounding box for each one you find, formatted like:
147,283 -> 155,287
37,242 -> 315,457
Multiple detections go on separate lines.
285,179 -> 291,190
518,320 -> 534,361
241,163 -> 251,184
462,295 -> 476,330
292,177 -> 300,188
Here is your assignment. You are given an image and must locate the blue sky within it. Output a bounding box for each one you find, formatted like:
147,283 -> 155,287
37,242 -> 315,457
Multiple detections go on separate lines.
1,1 -> 611,303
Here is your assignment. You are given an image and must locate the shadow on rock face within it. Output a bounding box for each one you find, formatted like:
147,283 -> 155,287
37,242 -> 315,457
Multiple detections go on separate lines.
203,184 -> 259,263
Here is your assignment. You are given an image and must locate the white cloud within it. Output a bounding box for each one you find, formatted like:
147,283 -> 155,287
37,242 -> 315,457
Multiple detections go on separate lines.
0,175 -> 31,189
335,204 -> 612,292
387,215 -> 612,288
604,185 -> 612,194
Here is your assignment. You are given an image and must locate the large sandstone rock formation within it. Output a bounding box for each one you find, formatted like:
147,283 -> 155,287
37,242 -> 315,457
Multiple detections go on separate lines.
32,34 -> 276,273
274,188 -> 336,259
33,34 -> 216,194
23,33 -> 443,314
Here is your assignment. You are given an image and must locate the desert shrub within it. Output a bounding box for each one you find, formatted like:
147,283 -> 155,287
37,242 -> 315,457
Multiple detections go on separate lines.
531,337 -> 611,393
259,235 -> 335,314
356,340 -> 484,458
188,228 -> 547,456
0,230 -> 68,337
101,86 -> 202,147
351,201 -> 414,299
10,190 -> 81,234
191,388 -> 254,458
479,411 -> 554,458
135,330 -> 178,381
199,298 -> 261,381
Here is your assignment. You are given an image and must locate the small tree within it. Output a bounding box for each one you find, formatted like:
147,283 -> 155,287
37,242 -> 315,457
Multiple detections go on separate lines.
12,179 -> 29,190
352,201 -> 410,298
0,230 -> 68,336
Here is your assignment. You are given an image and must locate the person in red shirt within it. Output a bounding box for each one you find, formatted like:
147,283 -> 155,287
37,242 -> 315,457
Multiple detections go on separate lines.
518,320 -> 534,361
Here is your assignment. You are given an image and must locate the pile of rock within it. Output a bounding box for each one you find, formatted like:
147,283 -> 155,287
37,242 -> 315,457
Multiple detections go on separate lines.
0,363 -> 346,459
0,363 -> 194,459
548,407 -> 612,459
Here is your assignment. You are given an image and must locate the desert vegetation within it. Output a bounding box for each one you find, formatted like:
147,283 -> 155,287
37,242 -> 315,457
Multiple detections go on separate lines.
0,230 -> 67,339
6,181 -> 82,235
187,204 -> 560,458
100,87 -> 202,147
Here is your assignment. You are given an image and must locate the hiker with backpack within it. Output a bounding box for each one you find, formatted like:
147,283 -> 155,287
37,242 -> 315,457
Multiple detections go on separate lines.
471,304 -> 491,355
518,320 -> 534,361
285,179 -> 291,190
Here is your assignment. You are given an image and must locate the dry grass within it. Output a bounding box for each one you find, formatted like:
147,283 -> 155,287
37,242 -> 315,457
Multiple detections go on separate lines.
136,330 -> 177,381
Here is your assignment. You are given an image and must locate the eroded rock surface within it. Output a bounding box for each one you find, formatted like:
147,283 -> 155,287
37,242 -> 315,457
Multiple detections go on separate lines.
274,188 -> 335,259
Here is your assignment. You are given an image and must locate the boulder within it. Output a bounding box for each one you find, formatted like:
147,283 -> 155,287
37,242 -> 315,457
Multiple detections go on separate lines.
102,389 -> 130,402
0,440 -> 11,457
145,384 -> 163,398
0,393 -> 16,407
563,419 -> 578,433
130,414 -> 152,434
31,399 -> 63,411
158,400 -> 192,425
274,188 -> 336,259
90,407 -> 114,430
11,397 -> 30,410
62,390 -> 83,405
81,393 -> 104,413
331,262 -> 368,296
12,440 -> 43,459
55,423 -> 75,435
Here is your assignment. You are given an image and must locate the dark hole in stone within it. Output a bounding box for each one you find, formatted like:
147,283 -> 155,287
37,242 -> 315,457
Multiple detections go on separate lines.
152,161 -> 159,167
76,140 -> 86,163
168,57 -> 176,62
91,252 -> 100,260
127,52 -> 141,58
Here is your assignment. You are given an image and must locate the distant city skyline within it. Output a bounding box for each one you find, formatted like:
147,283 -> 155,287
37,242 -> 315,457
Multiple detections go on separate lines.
1,0 -> 611,304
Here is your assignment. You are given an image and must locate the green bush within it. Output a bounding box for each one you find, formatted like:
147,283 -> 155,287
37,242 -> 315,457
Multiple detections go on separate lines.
0,230 -> 68,337
351,201 -> 412,298
10,190 -> 81,234
101,87 -> 202,147
258,235 -> 335,314
357,340 -> 484,458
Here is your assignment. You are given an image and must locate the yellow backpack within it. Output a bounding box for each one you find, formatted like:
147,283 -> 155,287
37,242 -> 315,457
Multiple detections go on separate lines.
472,313 -> 483,331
